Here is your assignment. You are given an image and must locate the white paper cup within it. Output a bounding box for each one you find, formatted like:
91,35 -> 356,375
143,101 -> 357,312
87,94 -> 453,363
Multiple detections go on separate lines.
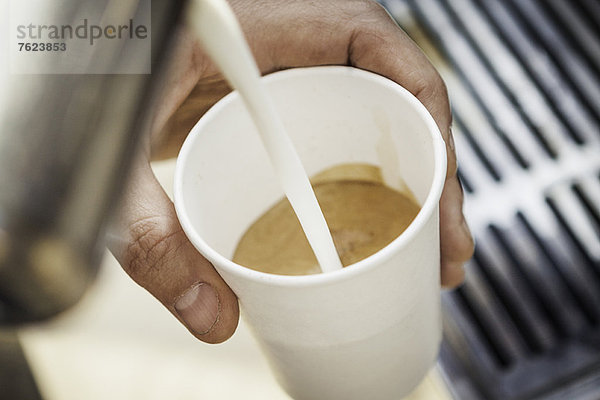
174,66 -> 447,400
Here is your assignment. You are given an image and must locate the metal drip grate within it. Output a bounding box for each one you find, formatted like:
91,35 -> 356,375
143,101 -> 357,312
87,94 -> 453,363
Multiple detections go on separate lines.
381,0 -> 600,399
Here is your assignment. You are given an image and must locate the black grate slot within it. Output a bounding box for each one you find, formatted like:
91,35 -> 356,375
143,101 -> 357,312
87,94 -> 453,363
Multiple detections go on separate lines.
436,0 -> 558,159
454,285 -> 514,368
409,1 -> 532,170
449,74 -> 532,169
502,0 -> 600,122
531,0 -> 600,76
454,115 -> 502,182
472,0 -> 589,145
442,292 -> 514,375
545,196 -> 600,283
504,213 -> 576,339
466,254 -> 543,361
515,212 -> 600,328
470,244 -> 545,355
486,119 -> 529,170
572,183 -> 600,239
498,0 -> 600,126
457,168 -> 474,194
572,0 -> 600,37
487,224 -> 561,352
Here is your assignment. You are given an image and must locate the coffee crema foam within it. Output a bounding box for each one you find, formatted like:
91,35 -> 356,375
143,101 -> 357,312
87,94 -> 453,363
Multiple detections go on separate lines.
232,163 -> 421,275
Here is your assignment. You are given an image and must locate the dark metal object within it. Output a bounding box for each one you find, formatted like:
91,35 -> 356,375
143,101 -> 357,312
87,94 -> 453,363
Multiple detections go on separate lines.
0,1 -> 186,398
0,0 -> 185,325
382,0 -> 600,399
0,331 -> 44,400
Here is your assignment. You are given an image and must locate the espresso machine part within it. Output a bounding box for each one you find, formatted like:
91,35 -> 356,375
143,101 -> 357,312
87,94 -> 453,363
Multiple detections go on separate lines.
0,0 -> 186,325
1,2 -> 189,398
382,0 -> 600,399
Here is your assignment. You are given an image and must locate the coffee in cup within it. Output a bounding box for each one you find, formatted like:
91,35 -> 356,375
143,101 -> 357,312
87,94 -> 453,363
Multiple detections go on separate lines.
233,163 -> 421,275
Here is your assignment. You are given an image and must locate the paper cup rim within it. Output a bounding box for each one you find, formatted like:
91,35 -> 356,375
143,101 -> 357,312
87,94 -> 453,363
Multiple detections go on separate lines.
174,66 -> 447,288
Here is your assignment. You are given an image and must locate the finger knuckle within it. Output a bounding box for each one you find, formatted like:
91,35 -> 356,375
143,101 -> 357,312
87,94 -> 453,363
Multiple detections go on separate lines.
124,216 -> 183,284
415,71 -> 448,105
414,71 -> 454,145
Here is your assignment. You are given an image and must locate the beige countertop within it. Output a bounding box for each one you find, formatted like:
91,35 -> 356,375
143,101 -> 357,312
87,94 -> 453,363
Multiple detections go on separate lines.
19,160 -> 452,400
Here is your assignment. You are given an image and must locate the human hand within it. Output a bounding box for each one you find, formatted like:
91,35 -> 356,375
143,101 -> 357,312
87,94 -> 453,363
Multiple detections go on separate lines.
108,0 -> 474,344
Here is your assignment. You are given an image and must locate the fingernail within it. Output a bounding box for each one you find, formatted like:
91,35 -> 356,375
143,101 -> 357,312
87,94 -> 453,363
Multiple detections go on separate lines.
174,282 -> 220,335
447,129 -> 456,154
457,177 -> 465,196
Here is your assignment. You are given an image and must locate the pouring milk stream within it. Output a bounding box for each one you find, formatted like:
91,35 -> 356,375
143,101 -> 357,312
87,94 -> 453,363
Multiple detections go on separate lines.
186,0 -> 343,272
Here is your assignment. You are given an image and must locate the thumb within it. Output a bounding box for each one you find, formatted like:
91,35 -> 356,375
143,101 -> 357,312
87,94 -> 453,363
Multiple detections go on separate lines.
107,159 -> 239,344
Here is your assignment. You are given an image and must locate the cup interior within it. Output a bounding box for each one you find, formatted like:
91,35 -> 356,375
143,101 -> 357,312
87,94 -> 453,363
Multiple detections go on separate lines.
175,66 -> 446,279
